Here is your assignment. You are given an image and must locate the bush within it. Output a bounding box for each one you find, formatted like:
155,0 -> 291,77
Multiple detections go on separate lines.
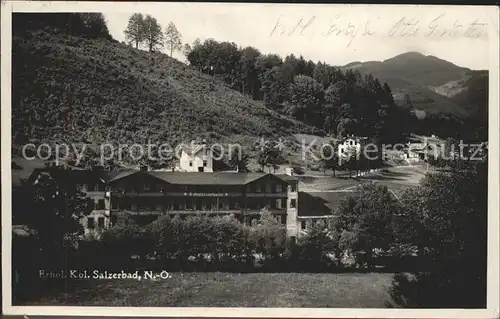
247,210 -> 287,271
295,225 -> 337,272
292,165 -> 305,175
149,214 -> 254,271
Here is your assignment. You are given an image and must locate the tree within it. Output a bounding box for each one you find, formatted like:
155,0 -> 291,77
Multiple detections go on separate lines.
13,168 -> 94,259
254,140 -> 284,173
192,37 -> 201,48
143,15 -> 163,52
259,67 -> 279,107
320,140 -> 340,177
249,209 -> 287,268
124,13 -> 146,49
334,183 -> 401,268
239,46 -> 261,98
286,75 -> 325,126
342,146 -> 359,178
182,43 -> 192,58
388,160 -> 487,308
297,223 -> 336,271
229,148 -> 250,172
164,22 -> 182,57
79,13 -> 112,40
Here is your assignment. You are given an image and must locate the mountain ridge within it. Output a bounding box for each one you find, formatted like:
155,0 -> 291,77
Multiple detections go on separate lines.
340,51 -> 486,119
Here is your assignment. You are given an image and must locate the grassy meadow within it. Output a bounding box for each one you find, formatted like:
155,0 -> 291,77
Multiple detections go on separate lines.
25,272 -> 394,307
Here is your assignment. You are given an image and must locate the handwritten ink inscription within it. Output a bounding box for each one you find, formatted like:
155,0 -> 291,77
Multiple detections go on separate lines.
270,15 -> 376,47
389,14 -> 487,38
269,13 -> 488,46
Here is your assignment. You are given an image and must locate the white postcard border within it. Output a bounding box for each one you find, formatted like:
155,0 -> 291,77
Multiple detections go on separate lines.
1,2 -> 499,318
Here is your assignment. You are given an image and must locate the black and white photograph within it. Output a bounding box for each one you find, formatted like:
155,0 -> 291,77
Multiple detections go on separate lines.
1,2 -> 499,318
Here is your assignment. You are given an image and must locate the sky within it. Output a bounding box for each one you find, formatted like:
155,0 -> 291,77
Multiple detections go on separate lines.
100,3 -> 496,70
2,3 -> 476,71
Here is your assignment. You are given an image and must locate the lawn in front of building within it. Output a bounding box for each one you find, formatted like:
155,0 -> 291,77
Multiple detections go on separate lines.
26,272 -> 394,307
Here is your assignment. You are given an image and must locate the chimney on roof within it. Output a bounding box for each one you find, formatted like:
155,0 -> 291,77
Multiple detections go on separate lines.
202,138 -> 207,145
285,167 -> 293,176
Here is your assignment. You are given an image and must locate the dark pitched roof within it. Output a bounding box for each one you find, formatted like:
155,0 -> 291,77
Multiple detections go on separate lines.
178,144 -> 205,156
28,168 -> 132,184
145,171 -> 268,185
298,191 -> 354,217
274,174 -> 299,182
27,169 -> 296,186
107,170 -> 138,182
111,171 -> 299,186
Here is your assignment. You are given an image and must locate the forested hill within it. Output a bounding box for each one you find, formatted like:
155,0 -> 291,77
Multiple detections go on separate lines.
341,52 -> 488,120
13,12 -> 485,169
11,15 -> 318,156
12,13 -> 416,161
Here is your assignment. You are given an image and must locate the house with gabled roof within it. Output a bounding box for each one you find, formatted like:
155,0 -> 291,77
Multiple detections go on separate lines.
175,139 -> 213,172
27,168 -> 301,237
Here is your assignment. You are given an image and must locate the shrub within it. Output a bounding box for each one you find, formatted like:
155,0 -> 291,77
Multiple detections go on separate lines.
292,165 -> 305,175
296,225 -> 337,271
149,214 -> 254,271
248,210 -> 287,271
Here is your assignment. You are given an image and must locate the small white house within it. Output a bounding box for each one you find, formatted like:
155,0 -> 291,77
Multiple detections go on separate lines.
176,140 -> 213,172
337,135 -> 368,162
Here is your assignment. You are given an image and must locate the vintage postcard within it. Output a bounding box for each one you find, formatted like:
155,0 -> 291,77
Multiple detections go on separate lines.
1,2 -> 499,318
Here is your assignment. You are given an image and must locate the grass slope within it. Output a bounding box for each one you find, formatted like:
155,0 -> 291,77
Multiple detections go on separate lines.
12,32 -> 317,151
22,272 -> 393,307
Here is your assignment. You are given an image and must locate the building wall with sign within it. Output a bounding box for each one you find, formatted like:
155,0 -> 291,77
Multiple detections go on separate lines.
104,172 -> 294,229
28,169 -> 304,238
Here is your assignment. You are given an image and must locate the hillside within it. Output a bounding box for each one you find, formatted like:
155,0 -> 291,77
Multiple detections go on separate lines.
341,52 -> 486,118
12,31 -> 318,158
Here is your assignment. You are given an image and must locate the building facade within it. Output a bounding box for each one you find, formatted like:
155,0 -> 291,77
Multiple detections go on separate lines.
108,171 -> 299,235
29,169 -> 301,238
28,169 -> 357,239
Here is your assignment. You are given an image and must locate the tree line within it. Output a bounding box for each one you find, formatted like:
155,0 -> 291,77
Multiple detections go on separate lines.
184,38 -> 417,144
13,13 -> 113,40
124,13 -> 182,56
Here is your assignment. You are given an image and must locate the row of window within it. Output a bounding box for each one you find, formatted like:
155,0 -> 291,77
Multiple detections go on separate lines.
111,183 -> 294,194
87,216 -> 106,229
188,160 -> 208,167
84,184 -> 107,192
300,219 -> 332,230
108,198 -> 297,211
91,197 -> 297,211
